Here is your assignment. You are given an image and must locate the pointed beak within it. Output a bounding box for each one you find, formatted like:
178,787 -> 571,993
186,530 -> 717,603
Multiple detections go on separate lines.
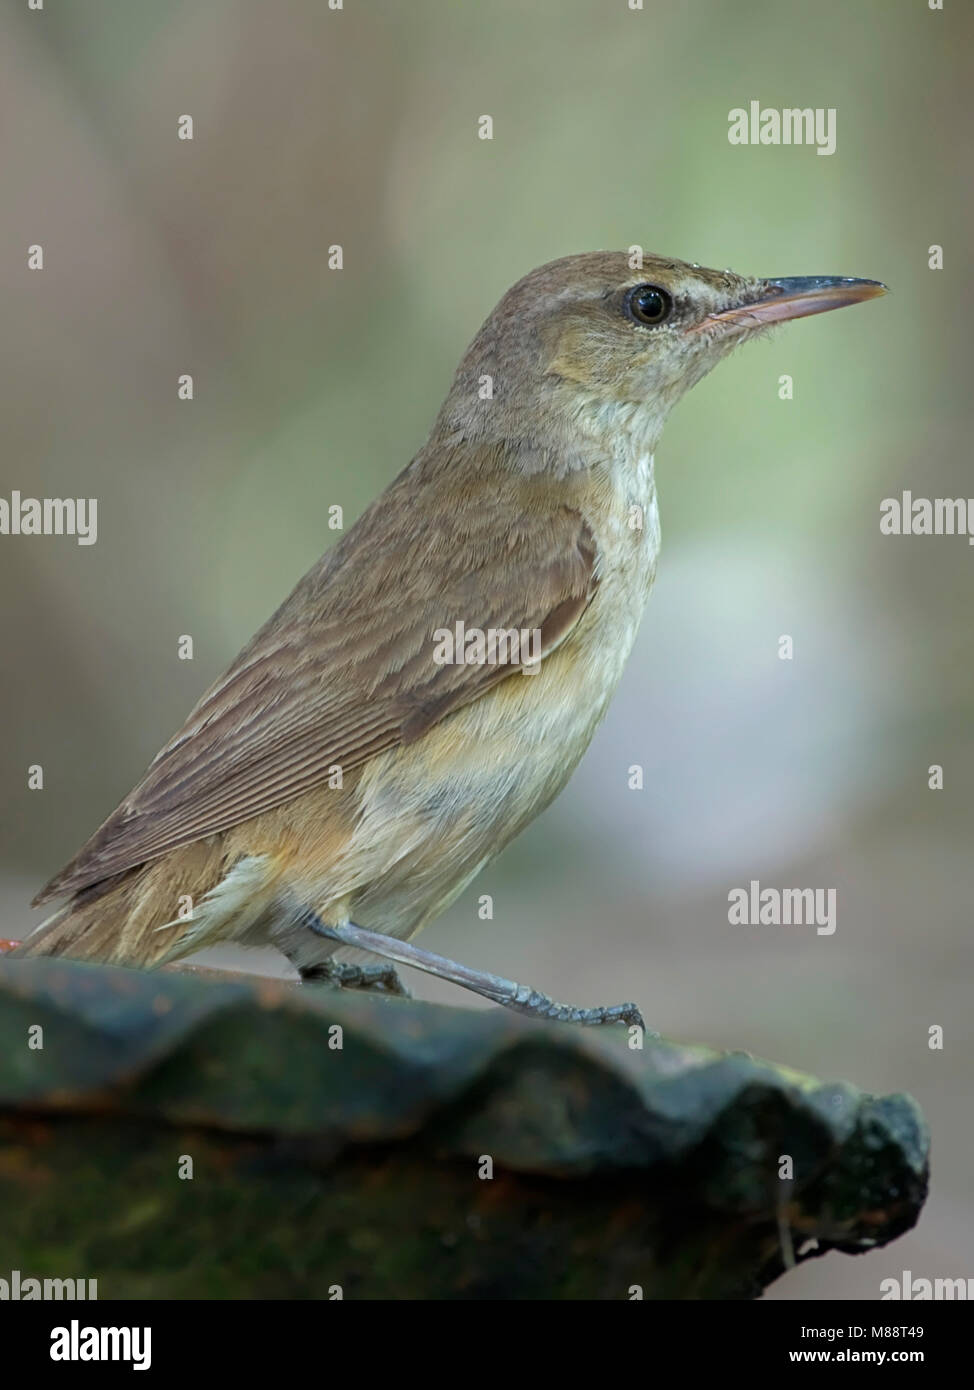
692,276 -> 888,332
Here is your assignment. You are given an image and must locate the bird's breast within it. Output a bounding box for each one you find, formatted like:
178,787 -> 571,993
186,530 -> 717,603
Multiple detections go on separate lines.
289,454 -> 662,936
370,454 -> 661,824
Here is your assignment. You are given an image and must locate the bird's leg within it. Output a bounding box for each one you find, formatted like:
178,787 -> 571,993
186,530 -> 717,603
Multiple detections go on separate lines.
299,957 -> 411,997
300,912 -> 646,1029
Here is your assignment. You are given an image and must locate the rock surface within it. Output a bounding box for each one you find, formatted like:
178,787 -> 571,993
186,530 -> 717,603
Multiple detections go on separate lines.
0,957 -> 928,1299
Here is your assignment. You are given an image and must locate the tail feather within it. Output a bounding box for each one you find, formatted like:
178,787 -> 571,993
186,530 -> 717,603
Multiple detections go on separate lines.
15,839 -> 230,969
12,894 -> 131,963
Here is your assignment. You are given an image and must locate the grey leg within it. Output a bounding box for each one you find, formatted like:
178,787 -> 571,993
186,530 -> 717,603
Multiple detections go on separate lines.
300,912 -> 645,1029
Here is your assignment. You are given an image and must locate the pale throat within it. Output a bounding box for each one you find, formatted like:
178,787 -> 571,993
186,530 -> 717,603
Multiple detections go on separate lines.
554,376 -> 670,464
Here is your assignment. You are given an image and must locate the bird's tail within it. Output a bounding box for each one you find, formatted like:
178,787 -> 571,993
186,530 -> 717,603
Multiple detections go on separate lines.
14,839 -> 233,969
13,895 -> 119,962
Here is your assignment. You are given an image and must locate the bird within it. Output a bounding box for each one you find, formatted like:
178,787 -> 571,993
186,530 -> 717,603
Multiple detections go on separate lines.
16,252 -> 886,1025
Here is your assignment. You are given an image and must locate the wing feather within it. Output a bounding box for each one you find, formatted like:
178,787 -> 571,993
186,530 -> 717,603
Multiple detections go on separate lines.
35,452 -> 599,904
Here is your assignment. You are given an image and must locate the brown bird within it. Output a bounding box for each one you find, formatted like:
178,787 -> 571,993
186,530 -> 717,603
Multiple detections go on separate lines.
18,252 -> 886,1025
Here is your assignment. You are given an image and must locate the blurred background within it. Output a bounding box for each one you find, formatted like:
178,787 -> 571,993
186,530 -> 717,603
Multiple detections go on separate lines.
1,0 -> 972,1298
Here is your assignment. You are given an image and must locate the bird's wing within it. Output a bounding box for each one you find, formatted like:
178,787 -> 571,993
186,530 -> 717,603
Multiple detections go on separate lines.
35,456 -> 600,904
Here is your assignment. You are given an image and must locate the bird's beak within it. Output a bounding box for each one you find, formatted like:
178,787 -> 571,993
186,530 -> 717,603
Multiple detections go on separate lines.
691,276 -> 888,333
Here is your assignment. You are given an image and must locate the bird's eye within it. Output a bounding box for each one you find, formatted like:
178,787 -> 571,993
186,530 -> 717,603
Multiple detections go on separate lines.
625,284 -> 673,327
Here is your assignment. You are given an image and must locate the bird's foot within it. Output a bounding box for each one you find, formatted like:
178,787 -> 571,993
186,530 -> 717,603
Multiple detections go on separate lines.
299,959 -> 411,997
504,988 -> 648,1030
300,914 -> 650,1029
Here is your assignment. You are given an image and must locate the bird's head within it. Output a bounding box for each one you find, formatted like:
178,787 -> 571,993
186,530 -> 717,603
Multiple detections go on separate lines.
439,250 -> 886,471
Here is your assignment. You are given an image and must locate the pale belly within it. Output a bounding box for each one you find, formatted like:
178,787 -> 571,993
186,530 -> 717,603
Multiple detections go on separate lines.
275,468 -> 663,959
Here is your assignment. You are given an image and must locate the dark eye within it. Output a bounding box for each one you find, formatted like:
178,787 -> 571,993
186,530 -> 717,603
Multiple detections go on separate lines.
626,284 -> 673,326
